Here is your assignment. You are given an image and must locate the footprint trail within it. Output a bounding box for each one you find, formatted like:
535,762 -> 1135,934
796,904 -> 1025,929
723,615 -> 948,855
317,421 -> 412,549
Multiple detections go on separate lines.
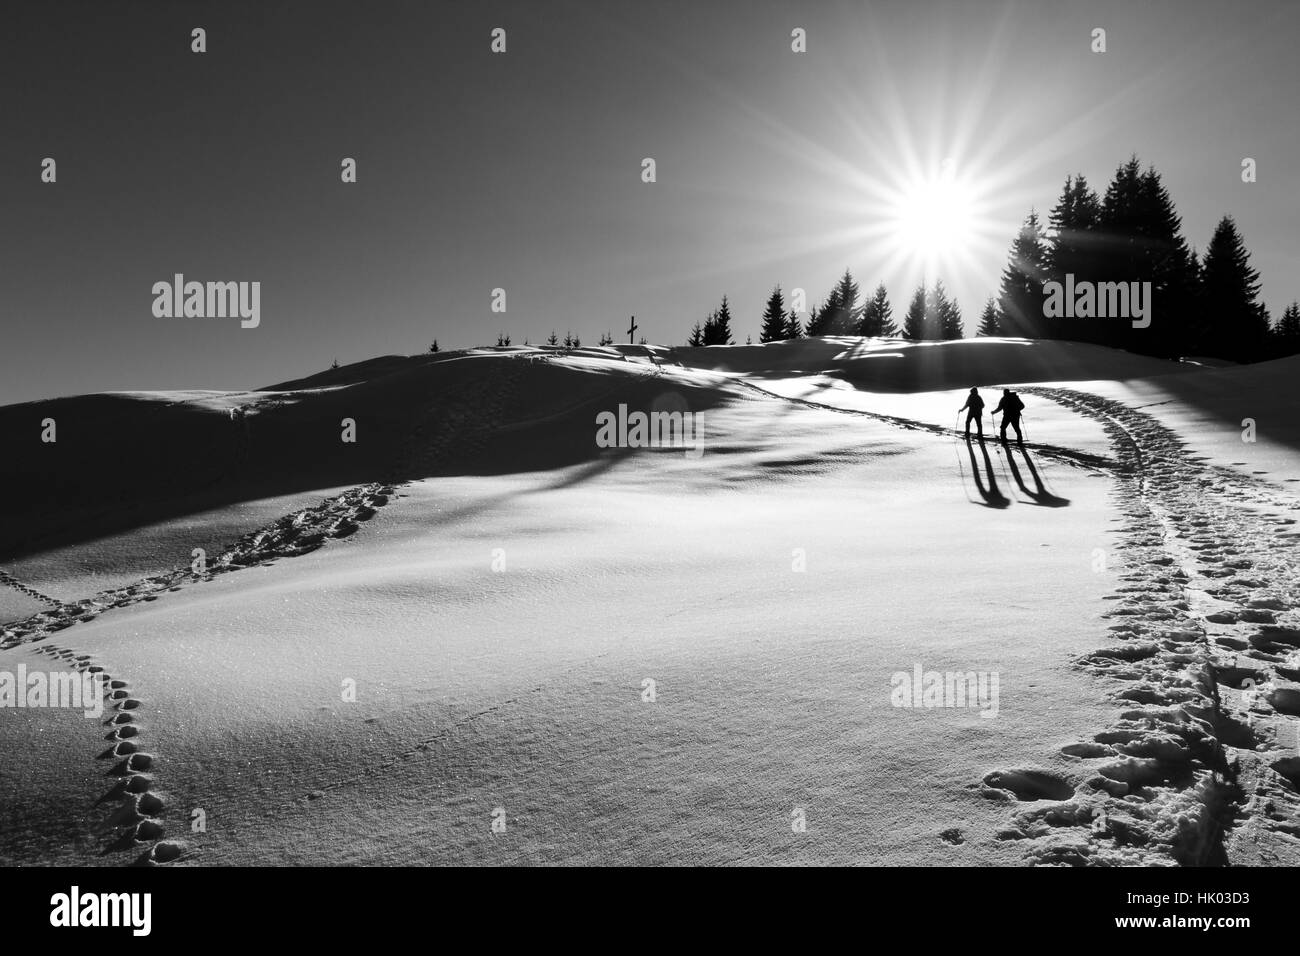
982,387 -> 1300,866
30,643 -> 185,865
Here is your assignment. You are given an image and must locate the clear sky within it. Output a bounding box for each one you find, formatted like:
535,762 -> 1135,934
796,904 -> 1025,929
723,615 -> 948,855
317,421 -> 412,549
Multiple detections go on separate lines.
2,0 -> 1296,404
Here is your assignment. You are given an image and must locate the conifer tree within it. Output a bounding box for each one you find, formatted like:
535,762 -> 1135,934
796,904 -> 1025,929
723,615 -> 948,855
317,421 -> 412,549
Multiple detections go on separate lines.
760,286 -> 789,342
857,284 -> 897,337
1088,158 -> 1196,354
1045,174 -> 1101,342
931,281 -> 963,339
784,308 -> 803,339
1135,165 -> 1196,356
1273,302 -> 1300,357
827,269 -> 860,334
997,211 -> 1048,338
1200,216 -> 1267,362
805,270 -> 860,336
902,284 -> 928,340
703,296 -> 735,345
804,299 -> 834,337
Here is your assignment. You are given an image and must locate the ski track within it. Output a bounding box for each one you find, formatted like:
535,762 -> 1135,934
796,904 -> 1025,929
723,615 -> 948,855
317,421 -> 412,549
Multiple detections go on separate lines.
982,386 -> 1300,866
733,379 -> 1116,476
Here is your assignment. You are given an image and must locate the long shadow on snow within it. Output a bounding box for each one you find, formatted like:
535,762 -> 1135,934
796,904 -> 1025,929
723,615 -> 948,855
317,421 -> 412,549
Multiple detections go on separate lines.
962,438 -> 1011,509
0,355 -> 732,562
1004,443 -> 1070,507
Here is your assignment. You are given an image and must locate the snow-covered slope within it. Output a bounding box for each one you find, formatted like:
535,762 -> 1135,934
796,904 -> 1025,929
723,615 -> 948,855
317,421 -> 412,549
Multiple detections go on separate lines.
2,338 -> 1297,866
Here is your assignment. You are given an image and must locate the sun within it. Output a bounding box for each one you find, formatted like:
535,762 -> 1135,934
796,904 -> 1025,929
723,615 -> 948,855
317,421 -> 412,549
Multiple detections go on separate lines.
890,163 -> 979,270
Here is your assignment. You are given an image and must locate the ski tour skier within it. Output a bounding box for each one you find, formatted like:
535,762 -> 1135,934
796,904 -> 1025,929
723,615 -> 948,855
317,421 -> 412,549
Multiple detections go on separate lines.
993,389 -> 1025,445
959,387 -> 985,440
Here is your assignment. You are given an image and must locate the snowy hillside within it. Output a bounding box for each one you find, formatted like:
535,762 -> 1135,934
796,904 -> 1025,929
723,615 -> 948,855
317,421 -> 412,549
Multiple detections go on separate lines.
2,338 -> 1298,866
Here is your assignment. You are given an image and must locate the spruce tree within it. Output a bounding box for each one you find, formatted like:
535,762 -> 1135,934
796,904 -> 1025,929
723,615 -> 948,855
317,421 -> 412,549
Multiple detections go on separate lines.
931,281 -> 963,339
976,299 -> 1000,336
804,298 -> 834,337
547,330 -> 559,346
920,280 -> 961,340
997,211 -> 1048,338
704,296 -> 735,345
784,308 -> 803,339
687,321 -> 704,347
805,302 -> 825,336
858,284 -> 896,337
1089,158 -> 1196,355
1045,174 -> 1101,342
1092,157 -> 1146,347
1099,157 -> 1144,243
1273,302 -> 1300,357
760,286 -> 789,342
1135,166 -> 1196,356
1200,216 -> 1267,362
430,339 -> 440,353
718,295 -> 735,344
804,270 -> 860,336
902,284 -> 928,340
941,303 -> 963,340
827,269 -> 860,335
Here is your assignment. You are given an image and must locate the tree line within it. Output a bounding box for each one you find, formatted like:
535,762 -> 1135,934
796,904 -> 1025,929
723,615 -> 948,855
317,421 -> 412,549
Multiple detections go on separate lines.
686,154 -> 1297,363
994,155 -> 1295,362
690,273 -> 969,345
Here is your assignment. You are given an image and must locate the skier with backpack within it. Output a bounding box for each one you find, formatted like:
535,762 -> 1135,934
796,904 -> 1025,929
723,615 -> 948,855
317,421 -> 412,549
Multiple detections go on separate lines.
992,389 -> 1025,445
